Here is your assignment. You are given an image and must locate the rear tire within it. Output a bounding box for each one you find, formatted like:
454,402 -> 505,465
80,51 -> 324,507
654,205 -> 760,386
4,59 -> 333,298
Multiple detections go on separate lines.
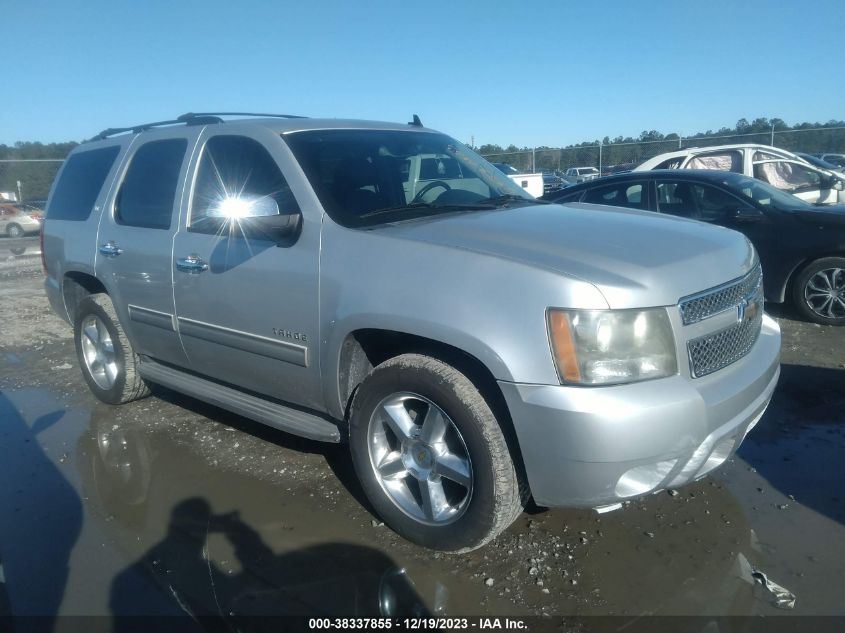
73,293 -> 151,404
349,354 -> 523,552
6,223 -> 23,238
791,257 -> 845,326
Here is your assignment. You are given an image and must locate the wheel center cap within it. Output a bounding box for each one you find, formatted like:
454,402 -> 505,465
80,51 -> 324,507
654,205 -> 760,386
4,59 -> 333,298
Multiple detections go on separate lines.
411,443 -> 431,467
402,441 -> 434,478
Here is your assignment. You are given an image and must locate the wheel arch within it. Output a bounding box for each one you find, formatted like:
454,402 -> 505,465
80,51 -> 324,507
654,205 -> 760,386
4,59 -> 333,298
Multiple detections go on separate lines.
335,328 -> 530,498
783,251 -> 845,301
62,271 -> 108,324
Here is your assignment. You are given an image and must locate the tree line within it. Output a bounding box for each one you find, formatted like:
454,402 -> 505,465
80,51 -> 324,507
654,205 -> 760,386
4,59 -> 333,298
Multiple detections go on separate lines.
477,117 -> 845,173
0,141 -> 78,201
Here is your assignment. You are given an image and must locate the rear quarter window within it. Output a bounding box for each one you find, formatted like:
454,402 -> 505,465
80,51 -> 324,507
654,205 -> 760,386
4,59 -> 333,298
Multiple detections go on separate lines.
46,146 -> 120,221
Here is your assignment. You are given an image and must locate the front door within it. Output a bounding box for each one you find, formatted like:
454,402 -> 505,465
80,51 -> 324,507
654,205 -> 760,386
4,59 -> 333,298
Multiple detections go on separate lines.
752,159 -> 835,204
172,128 -> 323,410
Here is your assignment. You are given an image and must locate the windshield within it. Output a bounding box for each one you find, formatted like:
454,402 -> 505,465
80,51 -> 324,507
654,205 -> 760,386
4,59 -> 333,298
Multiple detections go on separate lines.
799,153 -> 841,171
719,172 -> 814,211
283,129 -> 534,227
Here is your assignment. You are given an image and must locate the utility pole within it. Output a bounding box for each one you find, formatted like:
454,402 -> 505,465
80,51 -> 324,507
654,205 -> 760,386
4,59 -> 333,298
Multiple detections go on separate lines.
770,123 -> 775,146
598,142 -> 603,174
532,147 -> 536,173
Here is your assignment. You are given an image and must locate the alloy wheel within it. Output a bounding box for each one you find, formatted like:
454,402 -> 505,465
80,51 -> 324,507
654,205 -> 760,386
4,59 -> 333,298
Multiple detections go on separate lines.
804,267 -> 845,319
79,314 -> 119,390
367,392 -> 473,525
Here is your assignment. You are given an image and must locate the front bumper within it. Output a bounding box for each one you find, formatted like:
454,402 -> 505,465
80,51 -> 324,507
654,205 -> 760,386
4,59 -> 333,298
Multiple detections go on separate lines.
499,314 -> 781,508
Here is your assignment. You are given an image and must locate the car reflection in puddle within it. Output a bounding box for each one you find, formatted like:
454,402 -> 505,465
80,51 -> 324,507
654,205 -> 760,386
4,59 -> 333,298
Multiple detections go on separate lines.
79,406 -> 436,619
76,398 -> 774,620
0,385 -> 788,623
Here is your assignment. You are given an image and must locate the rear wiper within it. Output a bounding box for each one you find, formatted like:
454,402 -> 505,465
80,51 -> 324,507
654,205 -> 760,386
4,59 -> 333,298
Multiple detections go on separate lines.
483,194 -> 550,206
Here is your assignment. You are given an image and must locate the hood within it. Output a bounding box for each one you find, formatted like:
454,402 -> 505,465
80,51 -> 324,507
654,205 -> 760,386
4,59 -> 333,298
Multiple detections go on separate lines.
376,203 -> 756,309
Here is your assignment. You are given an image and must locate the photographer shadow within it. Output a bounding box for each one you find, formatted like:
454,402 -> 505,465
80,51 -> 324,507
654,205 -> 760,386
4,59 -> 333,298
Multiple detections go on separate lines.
109,497 -> 427,630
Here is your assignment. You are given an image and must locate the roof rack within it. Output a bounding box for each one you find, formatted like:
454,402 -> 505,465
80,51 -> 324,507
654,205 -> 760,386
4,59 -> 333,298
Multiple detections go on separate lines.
177,111 -> 307,120
91,111 -> 307,141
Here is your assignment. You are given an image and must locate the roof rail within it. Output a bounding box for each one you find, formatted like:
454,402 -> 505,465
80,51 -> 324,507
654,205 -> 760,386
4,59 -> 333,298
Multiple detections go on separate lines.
177,111 -> 307,120
91,114 -> 224,141
90,111 -> 306,142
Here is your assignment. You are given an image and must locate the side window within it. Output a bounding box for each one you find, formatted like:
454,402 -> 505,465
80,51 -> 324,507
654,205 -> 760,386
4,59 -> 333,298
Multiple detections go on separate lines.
581,182 -> 646,209
657,181 -> 740,221
690,183 -> 743,222
115,139 -> 187,229
754,161 -> 822,191
190,135 -> 298,234
47,146 -> 120,221
555,191 -> 584,203
656,181 -> 697,217
654,157 -> 683,170
687,151 -> 742,172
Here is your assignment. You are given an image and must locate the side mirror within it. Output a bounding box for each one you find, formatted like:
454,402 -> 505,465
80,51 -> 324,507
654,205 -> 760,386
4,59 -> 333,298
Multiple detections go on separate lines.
731,207 -> 764,223
241,211 -> 302,242
208,195 -> 301,242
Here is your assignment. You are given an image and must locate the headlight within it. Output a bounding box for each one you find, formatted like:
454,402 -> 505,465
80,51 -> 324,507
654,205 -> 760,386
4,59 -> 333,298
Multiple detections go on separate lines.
547,308 -> 677,385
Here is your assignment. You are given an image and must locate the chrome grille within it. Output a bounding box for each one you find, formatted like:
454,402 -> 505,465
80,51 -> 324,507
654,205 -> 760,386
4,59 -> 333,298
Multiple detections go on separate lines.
680,264 -> 763,325
688,300 -> 763,377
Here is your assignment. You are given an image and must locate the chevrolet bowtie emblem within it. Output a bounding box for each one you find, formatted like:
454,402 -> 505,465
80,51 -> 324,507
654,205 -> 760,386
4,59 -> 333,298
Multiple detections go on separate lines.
738,296 -> 759,323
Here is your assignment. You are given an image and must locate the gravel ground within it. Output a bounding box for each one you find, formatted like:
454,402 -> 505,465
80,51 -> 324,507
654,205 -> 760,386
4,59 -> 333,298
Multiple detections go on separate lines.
1,235 -> 844,627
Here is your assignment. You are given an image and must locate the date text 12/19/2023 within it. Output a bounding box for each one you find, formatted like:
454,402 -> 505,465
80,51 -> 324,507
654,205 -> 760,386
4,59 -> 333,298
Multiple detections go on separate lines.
308,618 -> 528,630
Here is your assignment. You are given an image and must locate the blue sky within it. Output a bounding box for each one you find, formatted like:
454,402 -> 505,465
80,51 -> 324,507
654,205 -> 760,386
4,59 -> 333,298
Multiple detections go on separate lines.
3,0 -> 841,147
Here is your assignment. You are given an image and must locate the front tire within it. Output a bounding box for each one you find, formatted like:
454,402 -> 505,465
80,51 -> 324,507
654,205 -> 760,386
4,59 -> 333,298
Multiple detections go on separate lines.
792,257 -> 845,325
349,354 -> 523,552
73,293 -> 151,404
6,223 -> 23,238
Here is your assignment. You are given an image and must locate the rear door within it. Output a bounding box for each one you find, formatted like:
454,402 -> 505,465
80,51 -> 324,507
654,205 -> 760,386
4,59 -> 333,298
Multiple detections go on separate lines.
95,130 -> 199,368
171,127 -> 323,410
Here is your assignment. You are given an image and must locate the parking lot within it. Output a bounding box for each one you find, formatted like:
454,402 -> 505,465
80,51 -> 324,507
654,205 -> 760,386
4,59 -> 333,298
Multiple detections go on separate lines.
1,235 -> 844,624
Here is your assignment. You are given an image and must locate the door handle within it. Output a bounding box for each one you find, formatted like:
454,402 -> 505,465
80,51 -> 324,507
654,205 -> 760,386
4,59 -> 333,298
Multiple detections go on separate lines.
98,241 -> 123,257
176,254 -> 208,274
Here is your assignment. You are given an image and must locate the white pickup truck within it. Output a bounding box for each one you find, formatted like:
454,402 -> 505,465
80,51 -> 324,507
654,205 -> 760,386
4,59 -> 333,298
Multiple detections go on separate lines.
491,163 -> 543,197
564,166 -> 601,184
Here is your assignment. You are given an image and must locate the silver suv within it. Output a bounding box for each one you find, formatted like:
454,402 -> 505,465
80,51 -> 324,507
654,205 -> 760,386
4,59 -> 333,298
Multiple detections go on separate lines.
42,113 -> 781,551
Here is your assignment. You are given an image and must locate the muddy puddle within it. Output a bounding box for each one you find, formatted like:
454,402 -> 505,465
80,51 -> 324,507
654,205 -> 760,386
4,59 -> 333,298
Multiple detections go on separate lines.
3,377 -> 842,622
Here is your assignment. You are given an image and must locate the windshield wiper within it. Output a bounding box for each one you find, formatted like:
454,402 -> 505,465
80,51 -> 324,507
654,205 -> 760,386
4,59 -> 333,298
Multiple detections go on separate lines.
358,201 -> 496,220
482,194 -> 550,206
358,202 -> 434,219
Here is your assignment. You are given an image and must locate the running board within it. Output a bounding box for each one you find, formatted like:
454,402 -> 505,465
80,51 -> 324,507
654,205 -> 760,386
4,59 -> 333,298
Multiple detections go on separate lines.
138,358 -> 341,443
